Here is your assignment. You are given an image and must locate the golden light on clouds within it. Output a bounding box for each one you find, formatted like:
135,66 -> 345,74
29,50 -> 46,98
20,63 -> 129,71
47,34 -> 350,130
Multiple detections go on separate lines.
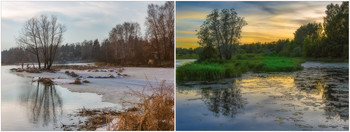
176,11 -> 207,20
176,1 -> 338,49
176,37 -> 200,49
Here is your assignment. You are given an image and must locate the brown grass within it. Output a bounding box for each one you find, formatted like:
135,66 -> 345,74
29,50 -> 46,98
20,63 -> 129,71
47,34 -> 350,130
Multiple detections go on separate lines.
70,78 -> 82,84
107,80 -> 174,131
65,71 -> 79,77
77,108 -> 122,131
11,68 -> 42,73
37,77 -> 54,86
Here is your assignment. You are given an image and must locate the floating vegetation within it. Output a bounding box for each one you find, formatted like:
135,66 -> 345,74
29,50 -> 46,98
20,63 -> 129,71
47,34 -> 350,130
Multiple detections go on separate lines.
292,112 -> 304,116
275,109 -> 288,112
295,124 -> 313,129
274,116 -> 287,124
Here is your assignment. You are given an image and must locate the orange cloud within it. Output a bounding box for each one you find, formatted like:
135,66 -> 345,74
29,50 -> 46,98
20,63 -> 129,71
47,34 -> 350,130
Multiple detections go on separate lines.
176,37 -> 200,48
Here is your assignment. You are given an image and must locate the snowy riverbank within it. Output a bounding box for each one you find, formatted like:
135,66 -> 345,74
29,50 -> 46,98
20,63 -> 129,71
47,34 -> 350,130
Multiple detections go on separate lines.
14,67 -> 174,104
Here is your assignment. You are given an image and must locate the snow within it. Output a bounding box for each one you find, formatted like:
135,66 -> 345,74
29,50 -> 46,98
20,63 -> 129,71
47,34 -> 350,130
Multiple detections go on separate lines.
14,67 -> 174,104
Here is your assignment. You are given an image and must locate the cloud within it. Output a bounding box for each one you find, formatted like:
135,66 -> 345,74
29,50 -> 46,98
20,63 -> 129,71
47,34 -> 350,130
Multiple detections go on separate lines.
1,1 -> 164,50
176,1 -> 341,48
176,37 -> 200,48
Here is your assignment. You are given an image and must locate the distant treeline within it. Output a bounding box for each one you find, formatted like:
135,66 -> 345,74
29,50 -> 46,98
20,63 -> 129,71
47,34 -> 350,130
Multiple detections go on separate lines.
2,2 -> 174,67
177,2 -> 349,61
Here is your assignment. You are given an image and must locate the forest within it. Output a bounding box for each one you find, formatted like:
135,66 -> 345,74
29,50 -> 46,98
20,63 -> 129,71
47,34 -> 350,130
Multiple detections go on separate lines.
2,1 -> 174,67
177,2 -> 348,62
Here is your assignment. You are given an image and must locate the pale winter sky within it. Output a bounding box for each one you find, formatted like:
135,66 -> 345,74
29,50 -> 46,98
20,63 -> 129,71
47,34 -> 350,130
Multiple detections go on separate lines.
176,1 -> 343,48
1,1 -> 164,50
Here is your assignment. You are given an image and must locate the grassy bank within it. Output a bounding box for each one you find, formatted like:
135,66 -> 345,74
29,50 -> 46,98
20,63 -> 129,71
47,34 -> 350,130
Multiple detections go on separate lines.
176,53 -> 199,59
177,54 -> 304,81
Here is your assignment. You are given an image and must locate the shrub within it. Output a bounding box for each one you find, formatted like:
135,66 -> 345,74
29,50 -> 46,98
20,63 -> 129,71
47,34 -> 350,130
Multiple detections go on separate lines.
107,80 -> 174,131
70,78 -> 82,84
37,77 -> 54,86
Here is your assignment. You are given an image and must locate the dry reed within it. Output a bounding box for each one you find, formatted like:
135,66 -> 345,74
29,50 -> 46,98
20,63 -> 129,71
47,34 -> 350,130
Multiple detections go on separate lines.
107,79 -> 174,131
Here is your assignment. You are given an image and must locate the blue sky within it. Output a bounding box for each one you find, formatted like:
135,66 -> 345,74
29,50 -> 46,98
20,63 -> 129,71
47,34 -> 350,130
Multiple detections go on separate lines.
176,1 -> 343,48
1,1 -> 164,50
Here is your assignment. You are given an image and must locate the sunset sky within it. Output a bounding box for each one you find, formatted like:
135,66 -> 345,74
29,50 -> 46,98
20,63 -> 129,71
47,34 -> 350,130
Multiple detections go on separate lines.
1,1 -> 164,50
176,1 -> 342,49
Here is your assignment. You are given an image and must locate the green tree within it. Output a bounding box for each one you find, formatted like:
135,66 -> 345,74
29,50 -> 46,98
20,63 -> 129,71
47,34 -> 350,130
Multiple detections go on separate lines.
294,22 -> 323,46
324,1 -> 349,58
197,8 -> 247,60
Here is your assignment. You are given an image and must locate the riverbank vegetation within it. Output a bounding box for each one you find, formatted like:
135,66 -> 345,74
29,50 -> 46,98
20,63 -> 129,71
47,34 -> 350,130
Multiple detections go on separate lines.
68,80 -> 174,131
177,2 -> 348,81
177,54 -> 304,81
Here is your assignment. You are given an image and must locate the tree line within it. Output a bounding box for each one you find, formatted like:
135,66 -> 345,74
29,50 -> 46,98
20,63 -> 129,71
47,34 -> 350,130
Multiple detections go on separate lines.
2,2 -> 174,68
192,2 -> 348,60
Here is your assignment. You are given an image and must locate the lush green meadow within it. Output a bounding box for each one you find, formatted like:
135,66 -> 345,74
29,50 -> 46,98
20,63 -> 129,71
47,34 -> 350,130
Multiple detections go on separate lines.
177,54 -> 304,81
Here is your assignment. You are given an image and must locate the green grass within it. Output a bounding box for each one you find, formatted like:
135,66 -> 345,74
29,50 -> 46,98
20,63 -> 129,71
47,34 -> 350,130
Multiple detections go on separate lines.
262,56 -> 304,72
176,63 -> 225,81
177,54 -> 305,81
176,53 -> 199,59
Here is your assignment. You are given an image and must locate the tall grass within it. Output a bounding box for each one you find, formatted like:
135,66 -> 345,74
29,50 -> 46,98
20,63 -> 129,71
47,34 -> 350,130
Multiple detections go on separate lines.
262,56 -> 304,72
107,80 -> 174,131
177,63 -> 226,81
177,53 -> 305,81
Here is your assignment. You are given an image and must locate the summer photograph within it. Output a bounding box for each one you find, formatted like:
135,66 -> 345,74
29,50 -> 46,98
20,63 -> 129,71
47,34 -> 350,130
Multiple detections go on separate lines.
1,1 -> 174,131
176,1 -> 349,131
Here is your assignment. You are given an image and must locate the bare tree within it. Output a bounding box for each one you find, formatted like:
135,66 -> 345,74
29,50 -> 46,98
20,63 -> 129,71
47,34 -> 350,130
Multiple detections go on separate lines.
145,1 -> 174,61
17,18 -> 42,69
17,15 -> 66,70
109,22 -> 141,65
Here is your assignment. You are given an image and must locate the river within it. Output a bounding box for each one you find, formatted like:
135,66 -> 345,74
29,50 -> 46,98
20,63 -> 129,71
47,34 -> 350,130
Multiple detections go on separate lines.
1,65 -> 118,130
176,61 -> 349,130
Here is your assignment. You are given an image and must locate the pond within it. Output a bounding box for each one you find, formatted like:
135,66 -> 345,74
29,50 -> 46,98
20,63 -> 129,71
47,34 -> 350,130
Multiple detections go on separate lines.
176,59 -> 196,67
176,62 -> 349,130
1,66 -> 118,131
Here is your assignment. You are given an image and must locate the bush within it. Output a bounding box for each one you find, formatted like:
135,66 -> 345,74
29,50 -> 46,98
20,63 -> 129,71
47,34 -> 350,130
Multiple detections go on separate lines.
198,46 -> 217,61
107,80 -> 174,131
70,78 -> 82,84
37,77 -> 54,86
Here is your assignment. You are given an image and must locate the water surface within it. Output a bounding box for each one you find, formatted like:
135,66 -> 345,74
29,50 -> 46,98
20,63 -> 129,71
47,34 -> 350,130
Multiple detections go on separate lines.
1,66 -> 118,130
176,62 -> 349,130
176,59 -> 196,67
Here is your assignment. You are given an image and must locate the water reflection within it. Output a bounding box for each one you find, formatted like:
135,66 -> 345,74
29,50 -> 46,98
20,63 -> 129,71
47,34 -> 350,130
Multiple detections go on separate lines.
20,82 -> 63,127
177,64 -> 349,130
294,67 -> 349,121
200,85 -> 246,118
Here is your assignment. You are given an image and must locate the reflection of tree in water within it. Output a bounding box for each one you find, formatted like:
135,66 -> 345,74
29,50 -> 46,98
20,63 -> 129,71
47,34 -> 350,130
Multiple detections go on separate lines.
294,67 -> 348,120
20,82 -> 63,126
200,84 -> 246,118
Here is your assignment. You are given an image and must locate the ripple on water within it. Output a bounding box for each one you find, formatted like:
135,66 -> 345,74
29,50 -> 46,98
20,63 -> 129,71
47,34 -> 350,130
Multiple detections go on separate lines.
176,62 -> 348,130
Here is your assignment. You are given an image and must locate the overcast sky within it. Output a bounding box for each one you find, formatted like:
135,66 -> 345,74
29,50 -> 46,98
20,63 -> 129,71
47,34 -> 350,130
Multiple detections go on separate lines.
176,1 -> 343,48
1,1 -> 164,50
